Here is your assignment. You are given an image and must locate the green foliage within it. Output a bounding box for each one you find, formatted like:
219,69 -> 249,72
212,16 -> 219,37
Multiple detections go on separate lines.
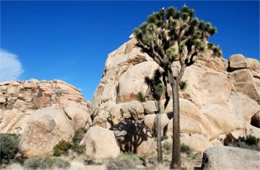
72,128 -> 86,144
179,81 -> 188,90
162,141 -> 172,155
0,133 -> 20,164
53,140 -> 72,156
24,157 -> 70,169
54,129 -> 86,156
228,135 -> 260,151
163,142 -> 193,156
136,92 -> 146,102
71,128 -> 86,154
145,69 -> 165,101
181,144 -> 192,155
107,152 -> 142,170
120,108 -> 125,117
134,5 -> 222,64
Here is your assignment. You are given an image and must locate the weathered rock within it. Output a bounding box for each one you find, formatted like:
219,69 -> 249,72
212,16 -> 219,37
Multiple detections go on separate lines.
64,101 -> 92,130
144,114 -> 156,130
0,80 -> 92,134
92,37 -> 260,152
136,136 -> 156,157
144,113 -> 169,132
168,116 -> 202,135
112,120 -> 156,156
197,50 -> 228,72
202,146 -> 260,170
108,101 -> 144,125
80,126 -> 120,160
201,104 -> 243,139
118,61 -> 159,102
228,92 -> 260,123
181,65 -> 232,107
248,58 -> 260,78
229,69 -> 260,103
181,133 -> 212,152
142,101 -> 157,114
167,98 -> 210,137
19,107 -> 74,157
248,125 -> 260,138
229,54 -> 249,70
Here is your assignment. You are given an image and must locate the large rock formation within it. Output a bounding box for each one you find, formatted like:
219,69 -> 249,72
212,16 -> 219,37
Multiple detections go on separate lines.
1,37 -> 259,157
0,80 -> 92,157
92,37 -> 260,152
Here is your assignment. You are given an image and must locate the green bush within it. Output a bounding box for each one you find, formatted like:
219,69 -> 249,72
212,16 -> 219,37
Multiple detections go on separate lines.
107,152 -> 142,170
181,144 -> 192,155
162,141 -> 172,155
136,92 -> 146,102
179,81 -> 188,90
71,128 -> 86,154
71,143 -> 84,154
53,140 -> 72,156
72,128 -> 86,144
228,135 -> 260,151
0,133 -> 20,164
24,157 -> 70,169
120,108 -> 124,117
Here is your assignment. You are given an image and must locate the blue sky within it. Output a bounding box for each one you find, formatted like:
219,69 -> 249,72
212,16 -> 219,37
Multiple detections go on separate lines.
1,0 -> 259,101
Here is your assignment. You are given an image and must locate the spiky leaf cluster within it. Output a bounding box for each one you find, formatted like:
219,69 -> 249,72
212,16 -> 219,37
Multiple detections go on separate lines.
134,5 -> 222,69
145,69 -> 165,100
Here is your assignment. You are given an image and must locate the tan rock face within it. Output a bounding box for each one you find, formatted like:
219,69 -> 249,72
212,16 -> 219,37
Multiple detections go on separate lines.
19,107 -> 74,157
229,54 -> 249,70
112,120 -> 156,157
0,80 -> 92,157
229,69 -> 260,103
80,126 -> 120,160
92,37 -> 260,152
0,79 -> 92,135
181,133 -> 212,152
108,101 -> 144,125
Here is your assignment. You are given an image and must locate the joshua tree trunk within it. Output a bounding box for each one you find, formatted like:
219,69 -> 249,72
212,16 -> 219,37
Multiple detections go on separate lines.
168,71 -> 181,169
155,100 -> 163,164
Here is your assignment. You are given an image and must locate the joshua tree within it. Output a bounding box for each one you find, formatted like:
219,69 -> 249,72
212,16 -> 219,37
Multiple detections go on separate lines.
144,69 -> 165,164
133,5 -> 222,168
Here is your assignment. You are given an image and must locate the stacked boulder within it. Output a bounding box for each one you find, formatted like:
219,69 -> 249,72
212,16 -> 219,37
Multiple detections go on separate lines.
92,37 -> 260,153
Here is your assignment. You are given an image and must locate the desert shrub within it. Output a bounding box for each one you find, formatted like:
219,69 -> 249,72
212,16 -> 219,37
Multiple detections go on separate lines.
24,157 -> 70,169
228,135 -> 260,151
162,141 -> 172,155
120,108 -> 124,117
71,143 -> 84,154
53,140 -> 72,156
0,133 -> 20,164
72,128 -> 86,144
136,92 -> 146,102
71,128 -> 86,154
107,152 -> 142,170
53,158 -> 70,168
181,144 -> 192,155
179,81 -> 188,90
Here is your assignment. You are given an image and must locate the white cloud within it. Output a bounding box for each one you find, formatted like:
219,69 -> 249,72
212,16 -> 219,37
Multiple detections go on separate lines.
0,49 -> 23,82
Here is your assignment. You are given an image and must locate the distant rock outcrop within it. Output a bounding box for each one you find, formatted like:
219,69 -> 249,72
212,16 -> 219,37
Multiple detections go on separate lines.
0,79 -> 92,157
92,37 -> 260,152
